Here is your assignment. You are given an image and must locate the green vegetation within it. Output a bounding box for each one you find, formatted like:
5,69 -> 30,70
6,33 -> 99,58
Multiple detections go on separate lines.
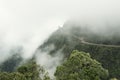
0,53 -> 22,72
0,24 -> 120,79
0,61 -> 51,80
0,50 -> 109,80
75,44 -> 120,79
55,50 -> 109,80
39,26 -> 120,79
0,72 -> 26,80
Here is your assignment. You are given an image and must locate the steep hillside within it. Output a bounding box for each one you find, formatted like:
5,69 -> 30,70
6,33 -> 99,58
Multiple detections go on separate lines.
0,47 -> 23,72
0,22 -> 120,79
36,23 -> 120,79
0,53 -> 22,72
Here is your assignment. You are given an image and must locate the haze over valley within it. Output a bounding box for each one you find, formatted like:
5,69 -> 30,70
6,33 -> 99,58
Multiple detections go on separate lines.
0,0 -> 120,80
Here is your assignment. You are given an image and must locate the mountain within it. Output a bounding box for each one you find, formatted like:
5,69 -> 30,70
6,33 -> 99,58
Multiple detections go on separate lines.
0,21 -> 120,79
36,22 -> 120,79
0,47 -> 23,72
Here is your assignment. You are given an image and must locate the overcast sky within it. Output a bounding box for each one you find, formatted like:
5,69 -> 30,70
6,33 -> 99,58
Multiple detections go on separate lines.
0,0 -> 120,61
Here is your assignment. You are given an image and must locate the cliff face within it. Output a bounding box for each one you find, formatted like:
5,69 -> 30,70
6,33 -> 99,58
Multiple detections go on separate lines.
36,23 -> 120,79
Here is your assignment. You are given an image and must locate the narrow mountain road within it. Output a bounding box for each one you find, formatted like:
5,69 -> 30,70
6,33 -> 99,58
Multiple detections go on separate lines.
73,35 -> 120,48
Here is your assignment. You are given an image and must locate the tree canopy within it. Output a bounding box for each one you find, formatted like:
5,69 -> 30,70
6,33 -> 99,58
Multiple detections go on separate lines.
0,60 -> 51,80
55,50 -> 109,80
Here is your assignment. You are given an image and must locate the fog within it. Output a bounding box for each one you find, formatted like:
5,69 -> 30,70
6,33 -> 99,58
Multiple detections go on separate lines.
36,45 -> 64,78
0,0 -> 120,77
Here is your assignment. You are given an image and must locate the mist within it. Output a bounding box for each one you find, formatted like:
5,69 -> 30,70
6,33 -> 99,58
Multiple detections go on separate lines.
0,0 -> 120,78
35,44 -> 64,78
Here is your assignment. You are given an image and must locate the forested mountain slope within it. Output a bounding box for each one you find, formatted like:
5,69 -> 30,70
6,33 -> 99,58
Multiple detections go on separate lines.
0,22 -> 120,79
37,23 -> 120,79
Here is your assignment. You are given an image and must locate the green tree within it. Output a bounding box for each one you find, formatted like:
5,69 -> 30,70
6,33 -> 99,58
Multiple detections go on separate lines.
17,60 -> 51,80
0,60 -> 51,80
55,50 -> 109,80
0,72 -> 26,80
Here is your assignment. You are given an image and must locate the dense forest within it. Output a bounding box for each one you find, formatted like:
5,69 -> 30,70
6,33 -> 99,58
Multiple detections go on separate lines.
0,23 -> 120,80
37,23 -> 120,79
0,50 -> 111,80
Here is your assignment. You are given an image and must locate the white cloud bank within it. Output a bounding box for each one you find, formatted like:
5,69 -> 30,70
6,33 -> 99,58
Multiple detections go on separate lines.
0,0 -> 120,69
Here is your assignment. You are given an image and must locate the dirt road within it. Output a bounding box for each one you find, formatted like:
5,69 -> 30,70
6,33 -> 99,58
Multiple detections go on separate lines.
73,35 -> 120,48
